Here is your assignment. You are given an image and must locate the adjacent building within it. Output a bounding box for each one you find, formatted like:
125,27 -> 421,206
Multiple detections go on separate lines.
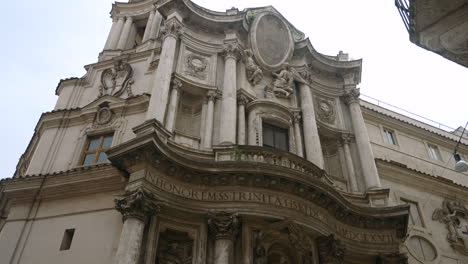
1,0 -> 467,263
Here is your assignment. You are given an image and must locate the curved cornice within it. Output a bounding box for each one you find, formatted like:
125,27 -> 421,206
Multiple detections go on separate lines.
107,120 -> 409,242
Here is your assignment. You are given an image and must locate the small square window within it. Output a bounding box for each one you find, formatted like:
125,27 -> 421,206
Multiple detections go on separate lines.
81,134 -> 113,165
60,228 -> 75,251
401,199 -> 423,227
383,128 -> 397,145
427,144 -> 442,161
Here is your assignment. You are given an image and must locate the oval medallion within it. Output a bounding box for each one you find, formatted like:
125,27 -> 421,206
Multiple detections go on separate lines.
250,12 -> 293,70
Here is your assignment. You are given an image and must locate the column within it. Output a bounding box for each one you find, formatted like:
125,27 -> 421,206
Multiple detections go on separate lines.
142,10 -> 155,42
117,16 -> 133,50
114,188 -> 160,264
247,110 -> 257,146
145,18 -> 182,122
317,235 -> 345,264
298,82 -> 324,169
219,43 -> 239,145
149,11 -> 163,41
237,95 -> 248,145
208,212 -> 241,264
342,88 -> 381,190
293,112 -> 304,157
203,91 -> 216,149
104,16 -> 125,50
165,78 -> 182,132
341,134 -> 359,192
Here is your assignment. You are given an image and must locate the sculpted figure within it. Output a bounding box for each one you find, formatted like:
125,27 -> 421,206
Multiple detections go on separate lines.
254,245 -> 267,264
271,63 -> 294,98
157,241 -> 183,264
243,49 -> 263,85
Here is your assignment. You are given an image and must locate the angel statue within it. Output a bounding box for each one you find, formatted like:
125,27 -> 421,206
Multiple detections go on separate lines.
271,63 -> 294,98
243,49 -> 263,85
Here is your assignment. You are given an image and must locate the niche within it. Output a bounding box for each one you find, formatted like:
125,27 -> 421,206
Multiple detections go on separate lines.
155,229 -> 193,264
174,91 -> 203,148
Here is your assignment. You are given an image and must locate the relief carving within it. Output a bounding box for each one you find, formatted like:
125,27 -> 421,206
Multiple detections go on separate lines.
341,88 -> 360,105
266,63 -> 294,98
159,19 -> 182,40
207,212 -> 241,240
316,98 -> 336,124
114,188 -> 160,221
92,104 -> 114,128
185,53 -> 207,80
317,234 -> 345,264
242,49 -> 263,85
156,229 -> 193,264
99,60 -> 134,97
432,199 -> 468,255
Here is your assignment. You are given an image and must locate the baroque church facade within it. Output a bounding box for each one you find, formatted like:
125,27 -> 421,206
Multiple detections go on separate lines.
1,0 -> 468,263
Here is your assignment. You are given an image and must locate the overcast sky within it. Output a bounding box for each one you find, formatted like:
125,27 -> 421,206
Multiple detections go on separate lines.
1,0 -> 467,179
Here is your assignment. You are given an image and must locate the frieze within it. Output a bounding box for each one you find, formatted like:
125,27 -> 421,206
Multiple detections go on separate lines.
146,172 -> 397,244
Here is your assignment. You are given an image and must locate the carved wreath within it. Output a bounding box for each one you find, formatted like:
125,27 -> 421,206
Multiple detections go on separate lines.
185,54 -> 207,79
316,98 -> 336,124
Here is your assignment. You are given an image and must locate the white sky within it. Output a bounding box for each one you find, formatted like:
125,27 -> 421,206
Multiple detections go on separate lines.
1,0 -> 467,179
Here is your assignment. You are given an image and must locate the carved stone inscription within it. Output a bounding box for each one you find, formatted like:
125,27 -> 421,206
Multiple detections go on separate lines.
147,173 -> 396,244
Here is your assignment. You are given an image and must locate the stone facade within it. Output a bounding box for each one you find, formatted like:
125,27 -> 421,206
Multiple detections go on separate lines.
1,0 -> 467,263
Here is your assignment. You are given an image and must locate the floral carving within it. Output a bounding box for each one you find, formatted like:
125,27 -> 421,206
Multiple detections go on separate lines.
185,53 -> 207,80
432,199 -> 468,255
159,19 -> 182,40
242,49 -> 263,85
99,60 -> 134,97
207,212 -> 240,240
114,188 -> 160,221
342,88 -> 360,105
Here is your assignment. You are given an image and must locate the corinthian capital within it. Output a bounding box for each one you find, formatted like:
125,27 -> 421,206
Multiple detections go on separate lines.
223,43 -> 240,61
208,212 -> 241,240
114,188 -> 160,221
342,88 -> 360,105
158,18 -> 183,40
317,234 -> 345,264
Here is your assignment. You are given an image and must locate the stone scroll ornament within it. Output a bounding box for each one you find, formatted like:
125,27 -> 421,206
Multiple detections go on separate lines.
242,49 -> 263,85
207,212 -> 241,240
432,199 -> 468,255
114,188 -> 160,221
99,60 -> 134,97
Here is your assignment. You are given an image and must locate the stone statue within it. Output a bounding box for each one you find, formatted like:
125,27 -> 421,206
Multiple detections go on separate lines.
243,49 -> 263,85
254,245 -> 267,264
157,241 -> 183,264
269,63 -> 294,98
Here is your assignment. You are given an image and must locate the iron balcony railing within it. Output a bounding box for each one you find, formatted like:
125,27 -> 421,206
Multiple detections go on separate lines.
395,0 -> 412,33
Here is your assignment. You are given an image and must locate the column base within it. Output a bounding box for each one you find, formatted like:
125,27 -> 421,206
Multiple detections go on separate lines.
365,188 -> 390,207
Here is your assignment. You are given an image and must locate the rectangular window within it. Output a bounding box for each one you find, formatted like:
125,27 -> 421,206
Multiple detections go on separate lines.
427,144 -> 442,161
262,122 -> 289,151
81,134 -> 113,166
401,199 -> 423,227
60,228 -> 75,251
383,128 -> 397,145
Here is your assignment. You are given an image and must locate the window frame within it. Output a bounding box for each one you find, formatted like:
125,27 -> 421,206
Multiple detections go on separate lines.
382,127 -> 398,146
426,143 -> 442,161
262,121 -> 289,151
400,198 -> 425,228
80,134 -> 114,166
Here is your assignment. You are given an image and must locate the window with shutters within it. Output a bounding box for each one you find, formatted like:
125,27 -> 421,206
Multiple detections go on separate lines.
262,122 -> 289,151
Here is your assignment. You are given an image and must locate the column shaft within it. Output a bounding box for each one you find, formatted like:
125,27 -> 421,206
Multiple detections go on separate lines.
203,93 -> 215,149
293,113 -> 304,157
115,218 -> 145,264
343,140 -> 359,192
237,102 -> 246,145
165,79 -> 181,132
106,17 -> 125,50
299,82 -> 324,168
142,10 -> 155,42
348,102 -> 381,189
149,11 -> 163,40
214,239 -> 233,264
219,46 -> 238,145
117,17 -> 133,50
247,110 -> 257,145
145,20 -> 181,122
